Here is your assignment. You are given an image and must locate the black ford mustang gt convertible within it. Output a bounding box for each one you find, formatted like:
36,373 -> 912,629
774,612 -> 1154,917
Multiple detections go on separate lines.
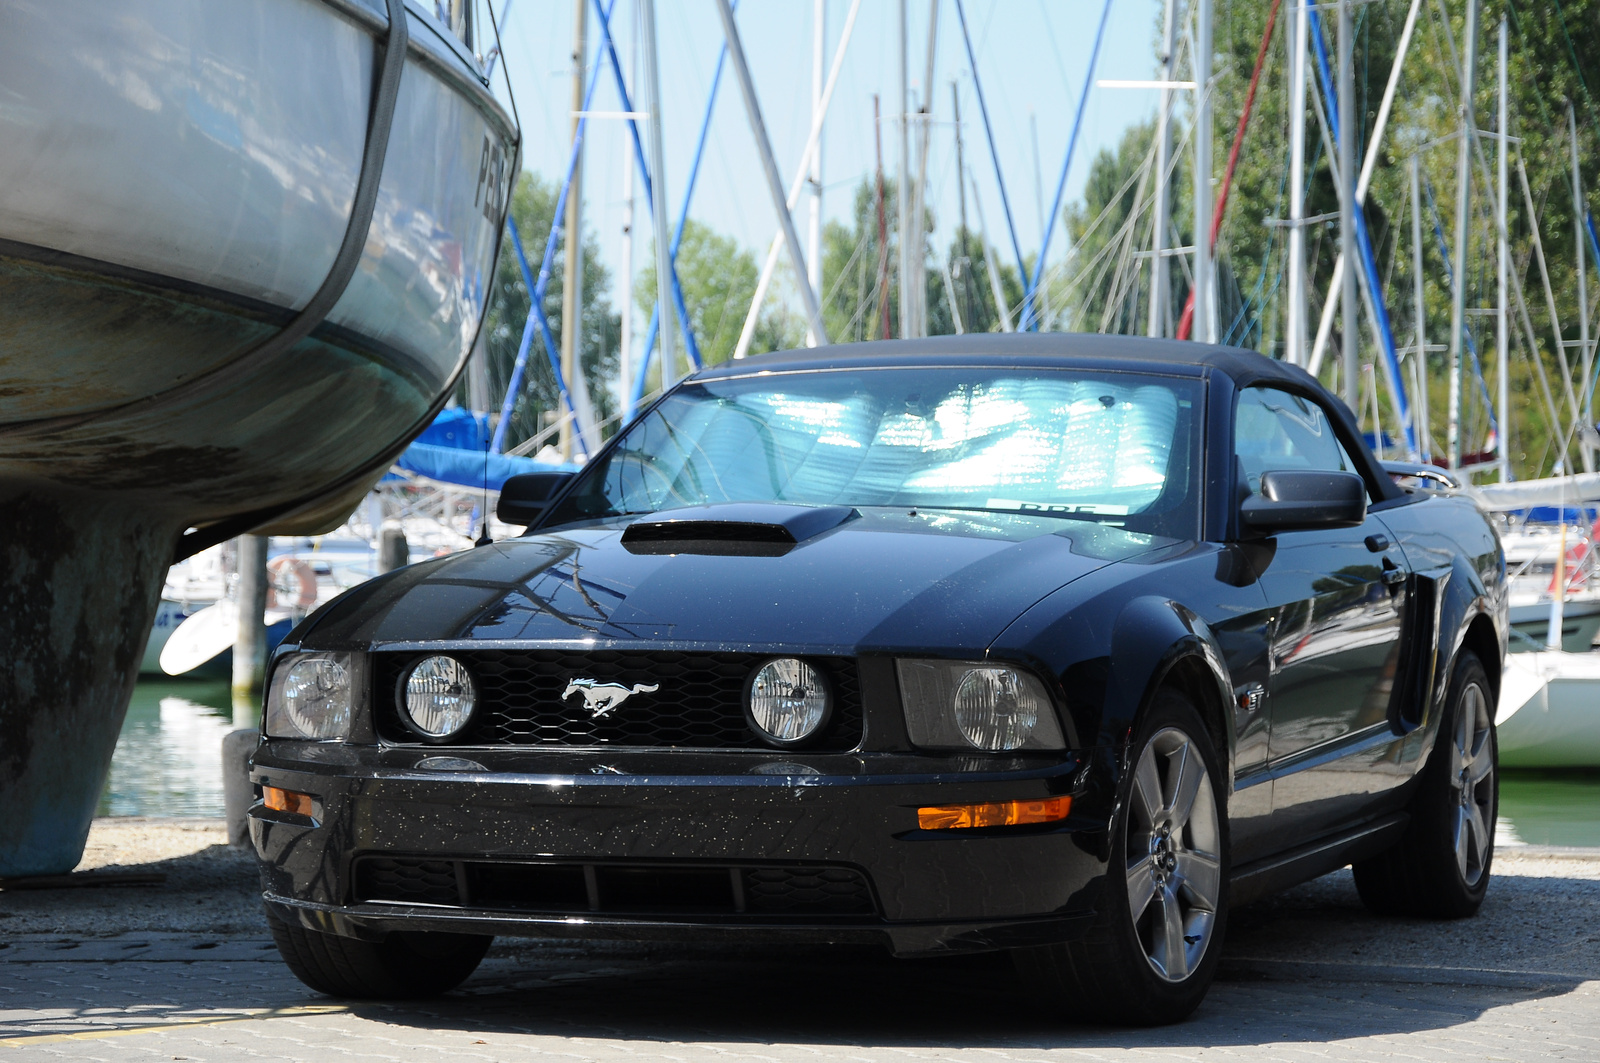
250,334 -> 1505,1024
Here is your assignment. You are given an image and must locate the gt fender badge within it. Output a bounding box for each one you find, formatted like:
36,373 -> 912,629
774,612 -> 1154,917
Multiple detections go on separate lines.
564,679 -> 659,718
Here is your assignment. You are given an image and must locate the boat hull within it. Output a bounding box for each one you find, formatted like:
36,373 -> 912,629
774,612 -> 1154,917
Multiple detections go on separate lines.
0,0 -> 515,875
1497,650 -> 1600,768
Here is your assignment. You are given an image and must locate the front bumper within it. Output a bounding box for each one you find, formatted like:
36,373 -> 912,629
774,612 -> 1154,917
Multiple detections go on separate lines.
249,742 -> 1111,957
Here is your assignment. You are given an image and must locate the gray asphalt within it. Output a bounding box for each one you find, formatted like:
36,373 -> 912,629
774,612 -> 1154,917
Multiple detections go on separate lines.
3,820 -> 1598,1060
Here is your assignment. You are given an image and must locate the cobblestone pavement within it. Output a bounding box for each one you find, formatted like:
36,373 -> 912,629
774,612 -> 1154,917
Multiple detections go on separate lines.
2,823 -> 1598,1061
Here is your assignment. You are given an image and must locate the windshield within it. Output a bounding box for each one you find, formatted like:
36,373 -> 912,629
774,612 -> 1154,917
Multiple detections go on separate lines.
547,367 -> 1204,537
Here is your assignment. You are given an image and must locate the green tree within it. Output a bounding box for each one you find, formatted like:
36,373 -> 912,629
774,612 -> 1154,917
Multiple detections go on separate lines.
478,172 -> 619,449
635,219 -> 801,367
1176,0 -> 1600,477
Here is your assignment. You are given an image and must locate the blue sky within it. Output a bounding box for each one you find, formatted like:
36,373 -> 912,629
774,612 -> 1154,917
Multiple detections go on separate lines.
490,0 -> 1168,323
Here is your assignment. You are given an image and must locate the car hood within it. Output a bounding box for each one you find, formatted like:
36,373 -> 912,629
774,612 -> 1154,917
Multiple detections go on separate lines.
298,506 -> 1174,655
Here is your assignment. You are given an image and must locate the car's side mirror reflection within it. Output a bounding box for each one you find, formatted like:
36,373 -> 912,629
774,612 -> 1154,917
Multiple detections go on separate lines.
497,471 -> 575,527
1239,469 -> 1366,533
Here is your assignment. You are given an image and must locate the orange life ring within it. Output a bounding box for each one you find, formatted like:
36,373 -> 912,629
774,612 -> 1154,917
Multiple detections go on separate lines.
265,557 -> 319,611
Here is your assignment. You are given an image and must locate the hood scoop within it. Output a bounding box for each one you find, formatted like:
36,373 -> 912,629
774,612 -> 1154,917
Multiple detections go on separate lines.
620,504 -> 859,556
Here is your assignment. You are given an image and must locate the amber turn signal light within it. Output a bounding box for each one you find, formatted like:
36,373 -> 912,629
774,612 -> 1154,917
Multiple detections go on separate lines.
917,795 -> 1071,830
262,785 -> 315,817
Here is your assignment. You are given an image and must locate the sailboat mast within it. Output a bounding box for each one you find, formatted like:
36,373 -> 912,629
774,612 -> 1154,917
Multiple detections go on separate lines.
1147,0 -> 1179,340
1284,0 -> 1307,362
1411,155 -> 1431,462
1337,0 -> 1357,407
560,0 -> 587,460
1496,19 -> 1510,483
640,0 -> 676,390
1573,104 -> 1592,441
807,0 -> 824,345
1448,0 -> 1478,470
1192,0 -> 1213,344
897,0 -> 911,339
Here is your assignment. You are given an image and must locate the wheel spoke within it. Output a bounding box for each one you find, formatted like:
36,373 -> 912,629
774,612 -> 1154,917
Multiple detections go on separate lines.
1132,746 -> 1163,827
1454,807 -> 1470,878
1125,856 -> 1158,921
1175,851 -> 1220,911
1468,803 -> 1491,864
1158,886 -> 1189,979
1468,748 -> 1494,786
1167,744 -> 1204,828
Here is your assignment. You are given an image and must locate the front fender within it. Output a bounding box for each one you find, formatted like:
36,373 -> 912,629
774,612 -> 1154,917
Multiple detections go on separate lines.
1105,597 -> 1237,787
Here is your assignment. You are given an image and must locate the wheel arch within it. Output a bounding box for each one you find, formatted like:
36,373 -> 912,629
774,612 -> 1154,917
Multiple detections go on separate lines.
1106,596 -> 1237,790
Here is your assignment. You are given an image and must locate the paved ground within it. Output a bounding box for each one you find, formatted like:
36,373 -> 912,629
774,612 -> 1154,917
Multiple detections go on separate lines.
2,819 -> 1599,1060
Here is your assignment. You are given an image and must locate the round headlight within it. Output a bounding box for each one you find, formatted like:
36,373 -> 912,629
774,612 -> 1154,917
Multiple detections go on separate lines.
953,667 -> 1041,751
276,656 -> 352,739
401,656 -> 477,739
746,658 -> 831,746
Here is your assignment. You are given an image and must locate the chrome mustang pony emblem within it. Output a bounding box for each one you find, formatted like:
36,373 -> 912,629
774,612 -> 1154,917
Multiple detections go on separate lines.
563,679 -> 659,718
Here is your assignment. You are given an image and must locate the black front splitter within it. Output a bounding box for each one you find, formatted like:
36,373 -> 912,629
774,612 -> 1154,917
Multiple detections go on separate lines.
263,892 -> 1098,958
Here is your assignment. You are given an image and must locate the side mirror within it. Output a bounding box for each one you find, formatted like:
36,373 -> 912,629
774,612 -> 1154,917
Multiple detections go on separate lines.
497,471 -> 575,527
1240,469 -> 1366,532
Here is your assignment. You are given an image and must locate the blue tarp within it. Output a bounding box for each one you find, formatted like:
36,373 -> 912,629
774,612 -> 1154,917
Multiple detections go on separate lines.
389,409 -> 579,491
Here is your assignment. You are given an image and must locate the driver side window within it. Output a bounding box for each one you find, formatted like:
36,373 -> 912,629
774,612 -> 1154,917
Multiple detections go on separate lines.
1234,386 -> 1362,498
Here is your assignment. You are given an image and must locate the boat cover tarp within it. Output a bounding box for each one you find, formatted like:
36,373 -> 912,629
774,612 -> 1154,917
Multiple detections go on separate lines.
389,408 -> 577,491
1471,472 -> 1600,511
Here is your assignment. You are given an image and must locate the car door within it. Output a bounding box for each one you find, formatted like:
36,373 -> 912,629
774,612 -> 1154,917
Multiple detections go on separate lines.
1233,386 -> 1410,839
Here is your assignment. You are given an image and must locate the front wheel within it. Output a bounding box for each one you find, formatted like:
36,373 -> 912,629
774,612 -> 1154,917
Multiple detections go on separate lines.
1353,649 -> 1497,918
266,909 -> 491,999
1012,688 -> 1228,1026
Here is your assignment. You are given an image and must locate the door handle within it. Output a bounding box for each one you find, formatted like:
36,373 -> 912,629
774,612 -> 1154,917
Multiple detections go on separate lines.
1381,560 -> 1406,586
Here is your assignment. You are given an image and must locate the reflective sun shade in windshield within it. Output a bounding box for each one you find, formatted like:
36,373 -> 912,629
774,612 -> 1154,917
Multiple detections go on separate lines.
549,368 -> 1203,537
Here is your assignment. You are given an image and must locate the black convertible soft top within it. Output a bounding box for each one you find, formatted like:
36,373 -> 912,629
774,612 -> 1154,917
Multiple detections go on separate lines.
700,332 -> 1320,393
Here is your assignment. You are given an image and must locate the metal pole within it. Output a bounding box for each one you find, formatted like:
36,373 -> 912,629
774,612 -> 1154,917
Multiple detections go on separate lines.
1411,156 -> 1431,462
638,0 -> 676,395
896,0 -> 911,339
1030,111 -> 1047,331
875,95 -> 891,340
1573,103 -> 1592,441
714,0 -> 828,346
232,535 -> 268,705
807,0 -> 825,346
1497,19 -> 1510,482
559,0 -> 587,460
912,0 -> 938,338
1448,0 -> 1478,469
1150,0 -> 1179,340
970,171 -> 1013,332
953,80 -> 976,330
619,0 -> 635,414
1193,0 -> 1214,344
1285,0 -> 1308,362
728,0 -> 863,358
1337,0 -> 1357,407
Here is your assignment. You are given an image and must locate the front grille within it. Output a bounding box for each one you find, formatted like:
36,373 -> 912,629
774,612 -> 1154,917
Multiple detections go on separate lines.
353,857 -> 878,919
373,650 -> 862,750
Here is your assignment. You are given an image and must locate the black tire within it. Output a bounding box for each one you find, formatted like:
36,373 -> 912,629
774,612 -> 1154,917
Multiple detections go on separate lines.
1011,688 -> 1230,1026
1353,649 -> 1497,919
266,909 -> 491,999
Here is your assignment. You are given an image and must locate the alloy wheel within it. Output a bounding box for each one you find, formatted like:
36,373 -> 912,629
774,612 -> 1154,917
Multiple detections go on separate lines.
1125,726 -> 1221,983
1451,681 -> 1495,888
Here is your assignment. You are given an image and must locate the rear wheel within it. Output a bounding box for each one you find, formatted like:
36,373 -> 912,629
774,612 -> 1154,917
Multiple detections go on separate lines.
266,909 -> 491,999
1353,649 -> 1496,918
1012,688 -> 1228,1026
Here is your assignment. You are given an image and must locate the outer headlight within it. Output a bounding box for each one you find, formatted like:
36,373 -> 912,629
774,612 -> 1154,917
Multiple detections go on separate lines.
745,657 -> 832,747
265,652 -> 353,740
896,659 -> 1066,751
400,655 -> 478,740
